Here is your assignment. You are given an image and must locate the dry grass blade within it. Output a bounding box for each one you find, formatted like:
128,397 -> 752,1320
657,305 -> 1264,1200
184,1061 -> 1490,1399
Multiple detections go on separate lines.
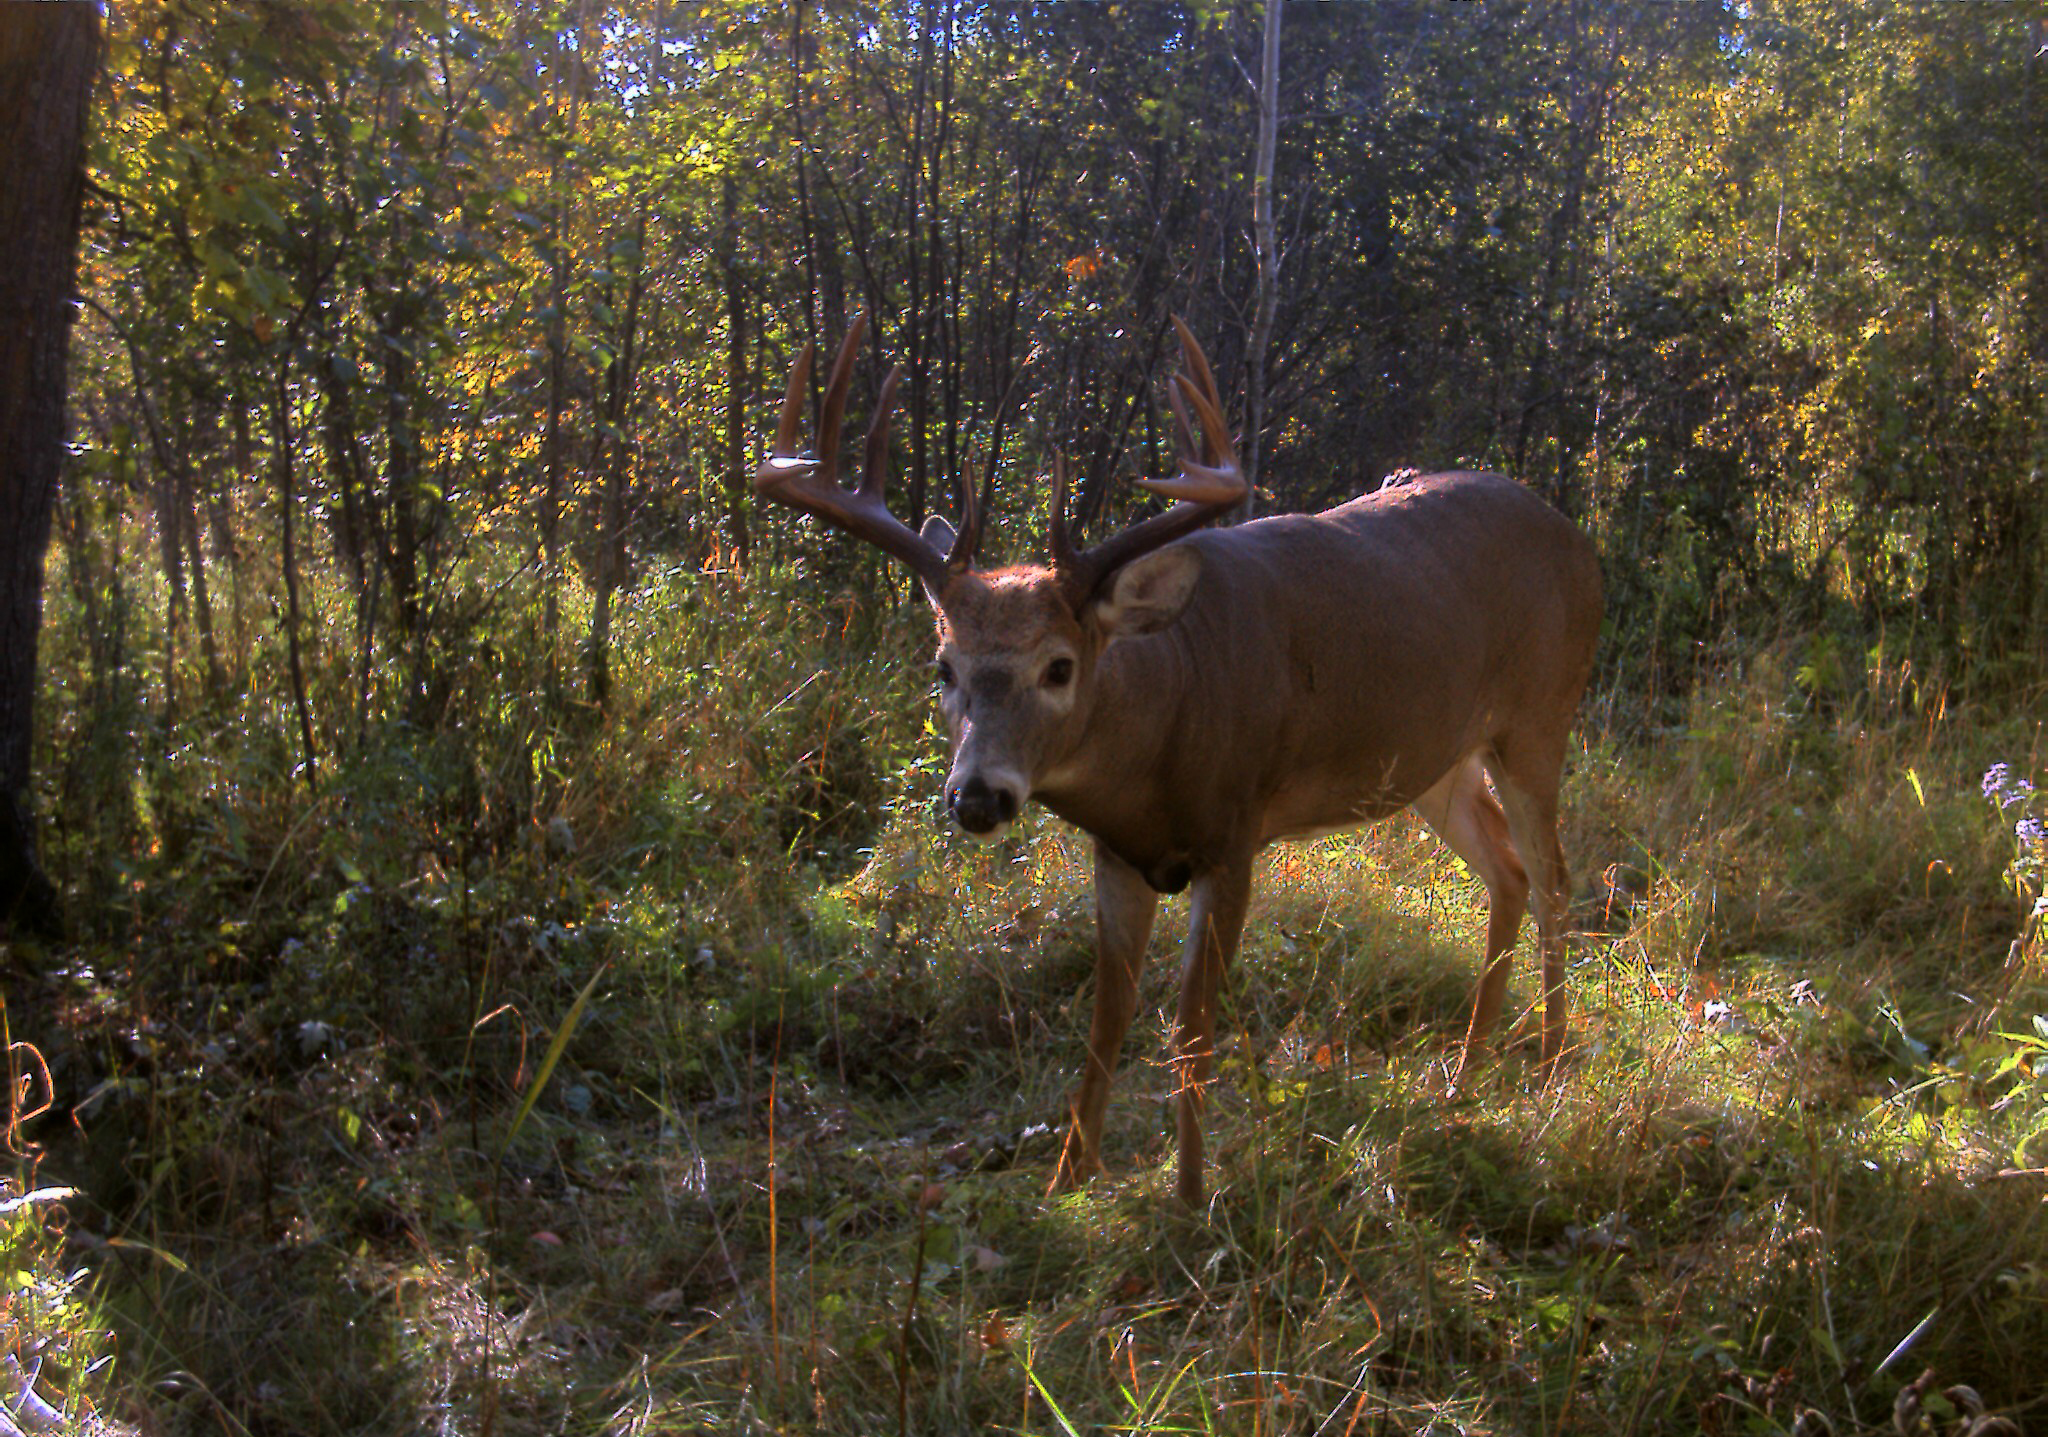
506,962 -> 610,1145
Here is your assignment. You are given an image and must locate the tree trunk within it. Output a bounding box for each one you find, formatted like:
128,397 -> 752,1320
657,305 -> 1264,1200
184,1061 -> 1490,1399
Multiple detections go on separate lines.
586,204 -> 649,709
151,447 -> 187,723
0,3 -> 100,938
538,1 -> 590,670
587,1 -> 663,708
721,172 -> 751,571
176,438 -> 224,696
1242,0 -> 1283,521
273,369 -> 319,796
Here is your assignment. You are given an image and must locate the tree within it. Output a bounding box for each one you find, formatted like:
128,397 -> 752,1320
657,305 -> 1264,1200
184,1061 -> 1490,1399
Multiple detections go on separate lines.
0,3 -> 101,938
1242,0 -> 1282,519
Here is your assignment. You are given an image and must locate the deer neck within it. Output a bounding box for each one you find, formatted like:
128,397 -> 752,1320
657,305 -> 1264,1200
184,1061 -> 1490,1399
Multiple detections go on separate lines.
1031,628 -> 1202,889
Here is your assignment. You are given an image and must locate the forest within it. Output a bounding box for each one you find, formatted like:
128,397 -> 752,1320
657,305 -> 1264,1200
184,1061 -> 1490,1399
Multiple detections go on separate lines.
3,1 -> 2047,1433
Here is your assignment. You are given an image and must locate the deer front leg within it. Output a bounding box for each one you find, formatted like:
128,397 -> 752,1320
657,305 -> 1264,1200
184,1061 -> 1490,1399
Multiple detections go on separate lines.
1171,856 -> 1253,1207
1052,842 -> 1158,1191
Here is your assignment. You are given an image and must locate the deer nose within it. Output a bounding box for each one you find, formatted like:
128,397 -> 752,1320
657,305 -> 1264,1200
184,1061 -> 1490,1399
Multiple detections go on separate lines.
948,775 -> 1019,835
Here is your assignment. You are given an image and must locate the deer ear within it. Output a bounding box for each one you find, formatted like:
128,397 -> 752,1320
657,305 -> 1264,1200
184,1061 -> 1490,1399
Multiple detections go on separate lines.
917,516 -> 958,605
1090,545 -> 1201,640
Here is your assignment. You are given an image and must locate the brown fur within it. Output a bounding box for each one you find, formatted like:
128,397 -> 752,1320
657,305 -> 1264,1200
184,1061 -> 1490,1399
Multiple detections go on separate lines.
932,567 -> 1077,654
920,472 -> 1602,1206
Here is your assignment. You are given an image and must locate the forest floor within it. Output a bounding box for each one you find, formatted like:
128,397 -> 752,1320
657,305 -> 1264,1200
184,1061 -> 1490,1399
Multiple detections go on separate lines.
7,593 -> 2048,1436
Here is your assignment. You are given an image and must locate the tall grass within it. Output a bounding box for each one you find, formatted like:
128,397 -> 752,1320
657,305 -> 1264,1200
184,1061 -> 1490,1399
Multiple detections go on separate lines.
8,542 -> 2048,1434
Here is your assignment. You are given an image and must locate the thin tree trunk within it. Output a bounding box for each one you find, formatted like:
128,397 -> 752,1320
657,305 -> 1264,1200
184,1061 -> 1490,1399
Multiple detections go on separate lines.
112,327 -> 226,695
538,3 -> 589,665
721,172 -> 751,571
1242,0 -> 1283,520
273,368 -> 319,796
321,355 -> 381,736
540,218 -> 571,660
932,0 -> 958,508
586,203 -> 649,709
904,0 -> 931,524
790,0 -> 821,366
0,3 -> 100,937
587,0 -> 663,707
177,446 -> 223,695
221,392 -> 251,648
152,446 -> 187,723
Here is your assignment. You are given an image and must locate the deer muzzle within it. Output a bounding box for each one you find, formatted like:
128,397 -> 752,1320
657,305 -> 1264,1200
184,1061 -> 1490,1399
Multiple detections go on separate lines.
947,773 -> 1021,837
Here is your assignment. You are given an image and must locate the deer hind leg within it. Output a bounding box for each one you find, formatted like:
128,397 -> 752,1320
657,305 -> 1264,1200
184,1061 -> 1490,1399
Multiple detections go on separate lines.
1483,744 -> 1573,1078
1415,753 -> 1530,1087
1170,855 -> 1254,1207
1054,842 -> 1159,1192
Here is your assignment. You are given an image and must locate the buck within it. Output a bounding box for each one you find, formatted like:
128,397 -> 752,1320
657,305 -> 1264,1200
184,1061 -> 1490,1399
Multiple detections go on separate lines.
756,314 -> 1603,1205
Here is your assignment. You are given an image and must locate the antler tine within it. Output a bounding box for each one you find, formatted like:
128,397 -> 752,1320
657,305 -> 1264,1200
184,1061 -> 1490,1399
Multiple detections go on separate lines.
950,461 -> 983,573
1051,318 -> 1247,608
1177,371 -> 1236,468
754,312 -> 960,595
1164,370 -> 1201,463
1169,314 -> 1220,427
753,313 -> 866,492
859,361 -> 906,503
767,341 -> 814,463
1047,452 -> 1080,570
816,310 -> 867,486
1138,318 -> 1242,504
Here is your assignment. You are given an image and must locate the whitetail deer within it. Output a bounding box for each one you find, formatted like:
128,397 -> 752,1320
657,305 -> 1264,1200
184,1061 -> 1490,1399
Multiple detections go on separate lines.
756,314 -> 1603,1205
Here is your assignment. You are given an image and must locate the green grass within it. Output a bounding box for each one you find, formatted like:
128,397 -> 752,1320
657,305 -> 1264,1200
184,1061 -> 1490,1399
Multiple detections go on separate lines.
7,562 -> 2048,1435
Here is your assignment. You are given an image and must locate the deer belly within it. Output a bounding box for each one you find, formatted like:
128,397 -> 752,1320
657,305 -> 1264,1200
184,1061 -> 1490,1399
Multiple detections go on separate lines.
1260,782 -> 1409,845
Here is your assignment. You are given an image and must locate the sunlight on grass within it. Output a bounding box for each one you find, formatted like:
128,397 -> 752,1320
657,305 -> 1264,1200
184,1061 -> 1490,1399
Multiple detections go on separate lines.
18,557 -> 2048,1433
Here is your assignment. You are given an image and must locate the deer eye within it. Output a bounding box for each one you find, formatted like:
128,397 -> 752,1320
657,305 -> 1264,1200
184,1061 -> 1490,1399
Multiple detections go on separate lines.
935,659 -> 956,688
1043,657 -> 1075,688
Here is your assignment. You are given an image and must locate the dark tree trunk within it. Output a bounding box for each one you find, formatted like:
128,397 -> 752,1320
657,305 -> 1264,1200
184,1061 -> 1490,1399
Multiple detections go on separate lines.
585,202 -> 649,709
151,447 -> 187,722
273,370 -> 319,797
176,434 -> 224,695
0,3 -> 100,939
1243,0 -> 1283,521
721,172 -> 751,571
903,0 -> 931,525
538,7 -> 588,668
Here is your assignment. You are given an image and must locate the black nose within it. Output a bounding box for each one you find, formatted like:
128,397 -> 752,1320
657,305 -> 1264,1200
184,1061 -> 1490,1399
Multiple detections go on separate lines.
948,776 -> 1019,834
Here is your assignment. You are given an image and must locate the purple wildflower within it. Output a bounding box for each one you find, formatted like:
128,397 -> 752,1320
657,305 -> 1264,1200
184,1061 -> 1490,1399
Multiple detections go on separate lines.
2019,816 -> 2046,850
2005,778 -> 2038,810
1983,762 -> 2012,800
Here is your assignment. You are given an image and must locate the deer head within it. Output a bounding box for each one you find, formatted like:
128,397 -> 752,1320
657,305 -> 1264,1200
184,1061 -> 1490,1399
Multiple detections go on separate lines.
754,313 -> 1247,839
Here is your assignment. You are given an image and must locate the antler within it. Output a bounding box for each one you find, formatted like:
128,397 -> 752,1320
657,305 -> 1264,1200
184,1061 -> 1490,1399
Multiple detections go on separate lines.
755,311 -> 978,591
1051,316 -> 1247,607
